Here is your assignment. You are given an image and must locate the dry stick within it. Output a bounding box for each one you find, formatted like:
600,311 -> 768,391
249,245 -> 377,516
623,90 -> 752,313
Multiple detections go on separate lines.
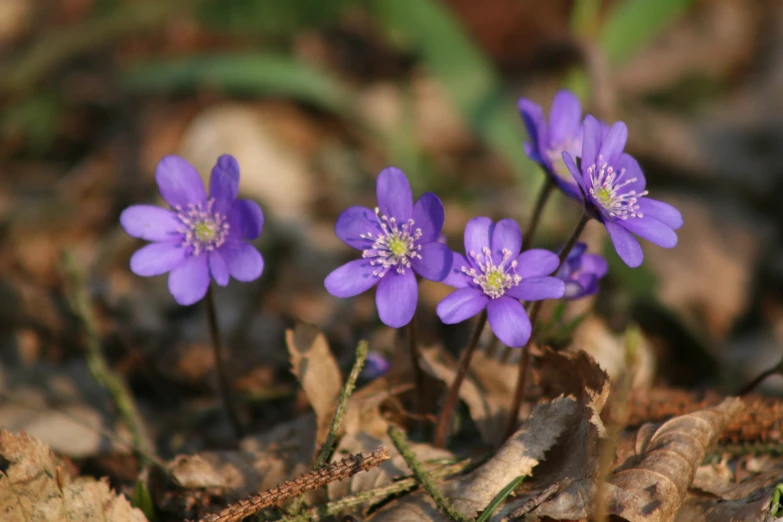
388,425 -> 472,522
204,286 -> 244,441
737,354 -> 783,396
407,319 -> 425,415
283,458 -> 474,522
432,310 -> 488,448
61,252 -> 156,465
503,213 -> 590,441
288,340 -> 368,515
199,449 -> 391,522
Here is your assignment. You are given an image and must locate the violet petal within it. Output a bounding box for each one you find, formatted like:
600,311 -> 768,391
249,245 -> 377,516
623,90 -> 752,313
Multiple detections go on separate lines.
464,216 -> 494,262
487,297 -> 531,348
223,242 -> 264,282
130,242 -> 187,276
324,259 -> 379,298
637,198 -> 683,230
508,276 -> 564,301
442,252 -> 473,288
210,154 -> 240,213
600,121 -> 628,165
155,155 -> 207,208
606,220 -> 643,267
436,287 -> 488,324
233,199 -> 265,240
621,216 -> 678,248
562,151 -> 587,192
548,90 -> 581,144
412,192 -> 445,243
581,115 -> 602,171
209,250 -> 229,286
615,153 -> 646,194
411,242 -> 452,282
581,253 -> 608,278
376,167 -> 413,221
516,249 -> 559,278
168,255 -> 210,305
490,218 -> 522,263
334,206 -> 377,250
120,205 -> 181,242
376,270 -> 417,327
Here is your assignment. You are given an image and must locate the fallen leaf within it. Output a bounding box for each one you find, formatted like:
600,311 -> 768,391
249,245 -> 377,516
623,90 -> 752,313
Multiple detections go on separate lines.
0,430 -> 147,522
285,323 -> 343,447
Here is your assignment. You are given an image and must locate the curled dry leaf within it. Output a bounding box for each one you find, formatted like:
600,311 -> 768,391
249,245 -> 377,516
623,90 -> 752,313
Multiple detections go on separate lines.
285,322 -> 343,447
0,430 -> 147,522
366,396 -> 578,522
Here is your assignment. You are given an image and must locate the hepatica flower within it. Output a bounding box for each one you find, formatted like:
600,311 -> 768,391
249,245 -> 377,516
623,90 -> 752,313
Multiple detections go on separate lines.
436,217 -> 565,347
324,167 -> 452,328
120,154 -> 264,305
563,115 -> 683,268
518,89 -> 585,200
557,242 -> 608,300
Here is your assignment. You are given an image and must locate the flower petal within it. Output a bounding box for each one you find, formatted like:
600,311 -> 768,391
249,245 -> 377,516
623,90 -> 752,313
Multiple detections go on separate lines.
155,155 -> 206,208
376,270 -> 417,327
487,297 -> 531,348
506,276 -> 564,301
491,218 -> 522,263
518,98 -> 546,157
548,90 -> 582,144
615,153 -> 646,194
130,242 -> 187,276
210,154 -> 240,213
442,252 -> 473,288
232,199 -> 265,240
334,206 -> 377,250
621,216 -> 678,248
436,287 -> 488,324
562,151 -> 587,193
376,167 -> 412,221
600,121 -> 628,165
637,198 -> 683,230
581,253 -> 608,278
581,115 -> 602,171
573,273 -> 599,298
464,216 -> 494,261
516,249 -> 559,278
411,242 -> 452,282
168,255 -> 210,305
324,259 -> 379,298
223,242 -> 264,282
564,279 -> 588,300
605,220 -> 643,267
120,205 -> 181,241
412,192 -> 445,243
209,250 -> 229,286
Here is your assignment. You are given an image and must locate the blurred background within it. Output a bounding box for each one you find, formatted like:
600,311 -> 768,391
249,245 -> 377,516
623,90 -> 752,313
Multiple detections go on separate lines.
0,0 -> 782,459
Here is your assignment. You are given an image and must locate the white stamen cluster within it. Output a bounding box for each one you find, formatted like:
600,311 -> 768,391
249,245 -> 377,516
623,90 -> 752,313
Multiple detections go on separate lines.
586,154 -> 648,219
462,247 -> 521,299
175,198 -> 230,256
360,207 -> 422,277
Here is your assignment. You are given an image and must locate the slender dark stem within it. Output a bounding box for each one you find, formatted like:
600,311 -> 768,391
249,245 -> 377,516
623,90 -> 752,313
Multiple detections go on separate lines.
433,310 -> 488,448
205,286 -> 245,440
407,319 -> 425,415
737,356 -> 783,396
503,212 -> 591,441
521,177 -> 556,251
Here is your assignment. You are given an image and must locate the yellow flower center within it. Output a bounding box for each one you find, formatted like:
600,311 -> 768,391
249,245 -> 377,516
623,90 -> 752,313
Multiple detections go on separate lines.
194,222 -> 217,242
387,235 -> 408,257
485,270 -> 505,292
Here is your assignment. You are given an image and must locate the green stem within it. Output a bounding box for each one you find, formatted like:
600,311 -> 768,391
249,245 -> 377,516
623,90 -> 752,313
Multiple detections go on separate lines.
433,310 -> 487,448
503,212 -> 590,441
388,425 -> 472,522
521,177 -> 556,251
205,286 -> 245,441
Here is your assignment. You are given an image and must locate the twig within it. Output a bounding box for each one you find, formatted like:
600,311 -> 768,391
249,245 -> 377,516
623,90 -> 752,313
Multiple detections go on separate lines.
61,251 -> 156,465
388,425 -> 472,522
736,354 -> 783,396
199,449 -> 391,522
288,340 -> 368,515
433,310 -> 488,447
282,459 -> 474,522
476,475 -> 524,522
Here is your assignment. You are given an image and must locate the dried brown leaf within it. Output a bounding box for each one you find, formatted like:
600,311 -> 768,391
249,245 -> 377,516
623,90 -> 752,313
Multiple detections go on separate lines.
285,323 -> 343,446
0,430 -> 147,522
366,396 -> 578,522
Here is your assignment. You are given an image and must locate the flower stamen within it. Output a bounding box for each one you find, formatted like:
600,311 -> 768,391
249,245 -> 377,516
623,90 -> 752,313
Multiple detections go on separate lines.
586,154 -> 648,219
462,247 -> 521,299
361,208 -> 422,277
175,198 -> 230,256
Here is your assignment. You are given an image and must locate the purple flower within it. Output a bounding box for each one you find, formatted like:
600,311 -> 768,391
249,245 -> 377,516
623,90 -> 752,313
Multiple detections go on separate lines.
557,242 -> 608,300
436,217 -> 565,347
120,154 -> 264,305
324,167 -> 452,328
518,90 -> 585,200
563,115 -> 684,268
361,352 -> 392,380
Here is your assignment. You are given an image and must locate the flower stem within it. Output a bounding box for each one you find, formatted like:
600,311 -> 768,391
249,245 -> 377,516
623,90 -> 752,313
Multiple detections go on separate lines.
205,286 -> 244,441
407,319 -> 425,415
433,310 -> 488,448
736,354 -> 783,396
503,212 -> 590,441
521,177 -> 556,251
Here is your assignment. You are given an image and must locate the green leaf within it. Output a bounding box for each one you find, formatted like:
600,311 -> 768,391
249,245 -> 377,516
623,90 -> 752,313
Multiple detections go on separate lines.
197,0 -> 352,36
122,54 -> 355,116
600,0 -> 694,66
132,477 -> 154,521
368,0 -> 535,199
